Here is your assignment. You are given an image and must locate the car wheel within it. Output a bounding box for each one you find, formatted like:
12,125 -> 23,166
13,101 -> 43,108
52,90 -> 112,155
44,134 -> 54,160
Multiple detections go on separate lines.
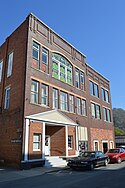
104,159 -> 108,166
117,157 -> 122,164
90,163 -> 94,170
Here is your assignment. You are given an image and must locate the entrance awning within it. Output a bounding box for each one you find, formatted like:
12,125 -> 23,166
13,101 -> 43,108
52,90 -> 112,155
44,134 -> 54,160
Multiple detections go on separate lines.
25,110 -> 78,126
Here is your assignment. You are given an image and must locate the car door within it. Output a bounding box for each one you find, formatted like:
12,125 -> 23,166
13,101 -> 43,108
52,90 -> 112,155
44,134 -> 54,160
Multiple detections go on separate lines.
97,151 -> 105,165
120,148 -> 125,160
95,152 -> 102,165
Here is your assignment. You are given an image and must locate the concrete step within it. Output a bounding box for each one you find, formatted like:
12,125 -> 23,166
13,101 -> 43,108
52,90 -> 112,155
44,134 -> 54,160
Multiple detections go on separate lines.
45,156 -> 67,167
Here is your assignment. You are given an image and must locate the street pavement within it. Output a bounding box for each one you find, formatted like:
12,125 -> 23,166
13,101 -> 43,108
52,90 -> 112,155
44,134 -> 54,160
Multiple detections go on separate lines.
0,165 -> 69,183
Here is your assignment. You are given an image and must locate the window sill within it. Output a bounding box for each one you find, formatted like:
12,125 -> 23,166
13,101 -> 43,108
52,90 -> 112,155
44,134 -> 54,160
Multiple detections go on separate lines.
31,66 -> 49,76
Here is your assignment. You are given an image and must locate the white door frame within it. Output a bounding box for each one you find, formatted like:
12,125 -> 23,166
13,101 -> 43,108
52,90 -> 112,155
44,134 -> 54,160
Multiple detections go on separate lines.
45,135 -> 50,156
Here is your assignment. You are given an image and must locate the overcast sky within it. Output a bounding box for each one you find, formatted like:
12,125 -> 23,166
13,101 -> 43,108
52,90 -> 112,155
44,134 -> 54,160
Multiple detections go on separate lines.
0,0 -> 125,109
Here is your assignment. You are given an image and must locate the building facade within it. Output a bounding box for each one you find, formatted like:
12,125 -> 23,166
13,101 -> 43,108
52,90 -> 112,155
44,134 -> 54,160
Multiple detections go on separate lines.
0,13 -> 115,169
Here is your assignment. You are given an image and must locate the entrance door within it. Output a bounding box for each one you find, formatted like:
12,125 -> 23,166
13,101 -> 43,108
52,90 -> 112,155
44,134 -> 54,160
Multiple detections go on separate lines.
103,142 -> 108,153
45,135 -> 50,156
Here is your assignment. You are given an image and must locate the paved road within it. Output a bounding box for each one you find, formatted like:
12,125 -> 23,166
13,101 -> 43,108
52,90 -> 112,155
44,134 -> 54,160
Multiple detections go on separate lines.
1,162 -> 125,188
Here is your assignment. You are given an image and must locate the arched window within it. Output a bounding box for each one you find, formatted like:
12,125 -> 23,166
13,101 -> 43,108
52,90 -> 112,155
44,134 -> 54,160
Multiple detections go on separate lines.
52,53 -> 72,85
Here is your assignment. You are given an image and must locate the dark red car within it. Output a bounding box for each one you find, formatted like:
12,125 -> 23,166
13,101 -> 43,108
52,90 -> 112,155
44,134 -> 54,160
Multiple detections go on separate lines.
106,148 -> 125,163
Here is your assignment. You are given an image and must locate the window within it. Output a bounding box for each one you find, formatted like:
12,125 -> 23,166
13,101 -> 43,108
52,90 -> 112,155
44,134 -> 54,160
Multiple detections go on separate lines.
76,98 -> 81,115
68,136 -> 73,149
94,141 -> 99,151
81,99 -> 86,116
7,52 -> 13,77
91,103 -> 101,119
42,48 -> 48,73
31,80 -> 38,104
0,60 -> 3,82
53,88 -> 58,109
80,72 -> 85,90
69,95 -> 74,113
52,53 -> 72,85
90,81 -> 99,98
4,87 -> 10,109
41,84 -> 48,106
60,91 -> 68,111
33,134 -> 41,151
75,68 -> 79,88
101,88 -> 109,103
32,41 -> 40,61
103,107 -> 111,122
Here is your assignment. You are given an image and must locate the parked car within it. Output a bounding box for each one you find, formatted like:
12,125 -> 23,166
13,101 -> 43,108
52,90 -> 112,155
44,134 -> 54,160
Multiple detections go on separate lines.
67,151 -> 109,170
117,145 -> 125,149
106,148 -> 125,163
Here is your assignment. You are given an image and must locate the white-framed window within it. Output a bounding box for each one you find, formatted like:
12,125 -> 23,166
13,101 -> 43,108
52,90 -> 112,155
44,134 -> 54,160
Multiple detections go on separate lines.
90,81 -> 99,98
101,88 -> 109,103
31,80 -> 39,104
68,135 -> 73,150
0,60 -> 3,82
42,47 -> 48,73
69,95 -> 74,113
80,71 -> 85,90
7,52 -> 13,77
60,91 -> 68,111
41,84 -> 48,106
109,141 -> 114,149
33,134 -> 41,151
91,103 -> 101,119
32,41 -> 40,61
53,88 -> 58,109
75,68 -> 80,89
4,87 -> 10,109
76,98 -> 81,115
81,99 -> 86,116
103,107 -> 111,122
52,53 -> 72,85
94,140 -> 99,151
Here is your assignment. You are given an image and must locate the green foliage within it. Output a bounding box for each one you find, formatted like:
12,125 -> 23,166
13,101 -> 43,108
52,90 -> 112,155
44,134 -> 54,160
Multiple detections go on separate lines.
115,127 -> 125,136
113,108 -> 125,135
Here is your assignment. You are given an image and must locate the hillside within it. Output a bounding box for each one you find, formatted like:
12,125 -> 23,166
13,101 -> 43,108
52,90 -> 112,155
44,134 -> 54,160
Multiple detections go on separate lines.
113,108 -> 125,135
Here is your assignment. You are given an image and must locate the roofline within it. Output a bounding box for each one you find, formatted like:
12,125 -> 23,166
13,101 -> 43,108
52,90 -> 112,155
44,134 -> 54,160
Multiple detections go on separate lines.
28,13 -> 86,58
25,116 -> 78,126
86,63 -> 110,82
29,13 -> 109,82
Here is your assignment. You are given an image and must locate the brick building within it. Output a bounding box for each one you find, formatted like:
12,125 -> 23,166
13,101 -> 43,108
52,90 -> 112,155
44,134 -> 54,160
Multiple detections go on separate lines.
0,13 -> 115,169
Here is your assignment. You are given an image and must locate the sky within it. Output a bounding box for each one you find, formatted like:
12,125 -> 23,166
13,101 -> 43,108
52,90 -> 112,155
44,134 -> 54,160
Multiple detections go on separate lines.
0,0 -> 125,109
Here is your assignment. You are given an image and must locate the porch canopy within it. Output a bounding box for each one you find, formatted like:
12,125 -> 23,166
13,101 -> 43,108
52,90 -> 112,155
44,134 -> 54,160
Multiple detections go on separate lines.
24,110 -> 78,160
25,110 -> 78,126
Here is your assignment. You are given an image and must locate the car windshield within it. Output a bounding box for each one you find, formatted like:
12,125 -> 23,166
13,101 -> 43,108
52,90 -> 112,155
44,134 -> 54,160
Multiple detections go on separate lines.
79,152 -> 95,158
108,149 -> 119,153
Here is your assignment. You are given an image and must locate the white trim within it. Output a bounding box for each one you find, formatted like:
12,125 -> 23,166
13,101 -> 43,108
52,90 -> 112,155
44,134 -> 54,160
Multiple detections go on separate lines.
26,117 -> 77,126
25,110 -> 78,126
65,125 -> 68,157
109,141 -> 114,149
24,119 -> 30,161
75,125 -> 79,155
42,122 -> 45,160
93,140 -> 99,151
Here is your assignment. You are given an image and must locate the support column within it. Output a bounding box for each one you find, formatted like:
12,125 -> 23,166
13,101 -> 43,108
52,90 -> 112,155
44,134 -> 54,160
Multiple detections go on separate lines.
42,122 -> 45,160
24,119 -> 30,161
65,125 -> 68,157
75,125 -> 79,155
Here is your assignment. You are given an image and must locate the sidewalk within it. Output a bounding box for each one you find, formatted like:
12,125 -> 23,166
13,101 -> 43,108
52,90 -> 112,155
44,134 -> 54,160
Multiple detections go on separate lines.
0,165 -> 69,183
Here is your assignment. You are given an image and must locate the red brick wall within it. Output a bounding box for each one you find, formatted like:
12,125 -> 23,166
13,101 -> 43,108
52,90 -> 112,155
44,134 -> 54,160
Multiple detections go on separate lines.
28,121 -> 43,160
68,126 -> 76,156
0,18 -> 29,168
90,128 -> 114,151
46,125 -> 66,156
